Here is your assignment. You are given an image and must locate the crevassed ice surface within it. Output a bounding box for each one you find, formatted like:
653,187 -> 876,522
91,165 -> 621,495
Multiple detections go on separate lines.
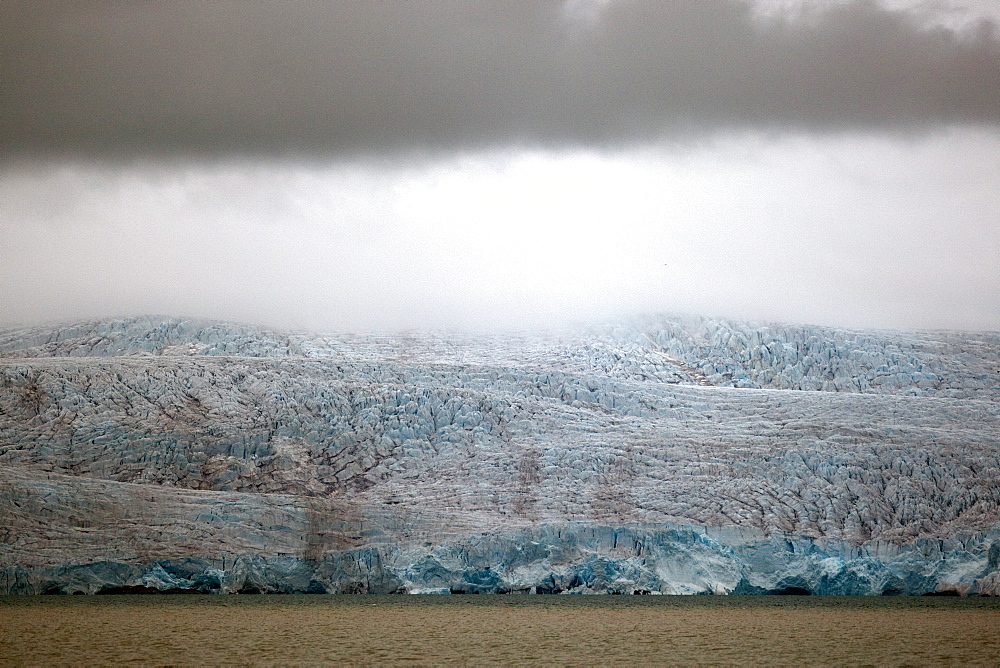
1,315 -> 998,595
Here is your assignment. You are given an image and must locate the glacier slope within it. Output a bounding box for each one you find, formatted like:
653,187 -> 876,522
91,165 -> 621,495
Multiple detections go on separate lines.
1,315 -> 998,595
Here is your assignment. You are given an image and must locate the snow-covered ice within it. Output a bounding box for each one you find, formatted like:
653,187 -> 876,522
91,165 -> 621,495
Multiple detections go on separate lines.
1,315 -> 998,594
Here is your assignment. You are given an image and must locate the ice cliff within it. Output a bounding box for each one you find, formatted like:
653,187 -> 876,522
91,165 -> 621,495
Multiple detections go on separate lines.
2,315 -> 999,595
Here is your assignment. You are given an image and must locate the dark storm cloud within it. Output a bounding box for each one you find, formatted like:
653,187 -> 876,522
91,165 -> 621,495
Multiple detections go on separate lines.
2,0 -> 999,159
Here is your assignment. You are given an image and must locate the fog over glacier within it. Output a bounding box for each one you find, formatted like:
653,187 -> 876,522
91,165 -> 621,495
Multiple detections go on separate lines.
2,0 -> 999,332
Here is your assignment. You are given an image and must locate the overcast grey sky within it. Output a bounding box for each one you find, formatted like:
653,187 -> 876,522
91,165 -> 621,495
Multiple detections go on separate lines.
2,0 -> 999,332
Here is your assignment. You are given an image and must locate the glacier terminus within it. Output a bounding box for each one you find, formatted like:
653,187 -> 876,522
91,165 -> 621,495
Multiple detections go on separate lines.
1,315 -> 998,596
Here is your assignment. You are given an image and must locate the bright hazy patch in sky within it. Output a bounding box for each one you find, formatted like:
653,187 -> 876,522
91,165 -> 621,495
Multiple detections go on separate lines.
1,0 -> 998,332
3,129 -> 998,332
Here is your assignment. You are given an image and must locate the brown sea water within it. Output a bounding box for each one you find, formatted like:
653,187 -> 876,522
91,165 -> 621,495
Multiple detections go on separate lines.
2,595 -> 999,665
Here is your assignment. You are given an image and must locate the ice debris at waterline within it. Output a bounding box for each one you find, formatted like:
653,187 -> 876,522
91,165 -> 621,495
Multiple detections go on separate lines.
2,315 -> 999,595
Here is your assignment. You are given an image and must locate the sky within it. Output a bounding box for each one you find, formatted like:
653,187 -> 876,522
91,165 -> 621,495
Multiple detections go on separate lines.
2,0 -> 999,332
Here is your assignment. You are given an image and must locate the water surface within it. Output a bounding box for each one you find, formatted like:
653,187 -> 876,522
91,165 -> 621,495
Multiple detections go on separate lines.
3,595 -> 999,665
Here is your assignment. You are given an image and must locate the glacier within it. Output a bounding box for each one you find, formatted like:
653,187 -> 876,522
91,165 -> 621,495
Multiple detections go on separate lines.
1,315 -> 998,595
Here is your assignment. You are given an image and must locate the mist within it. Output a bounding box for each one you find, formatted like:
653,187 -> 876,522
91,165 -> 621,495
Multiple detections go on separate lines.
3,129 -> 997,333
1,0 -> 998,333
